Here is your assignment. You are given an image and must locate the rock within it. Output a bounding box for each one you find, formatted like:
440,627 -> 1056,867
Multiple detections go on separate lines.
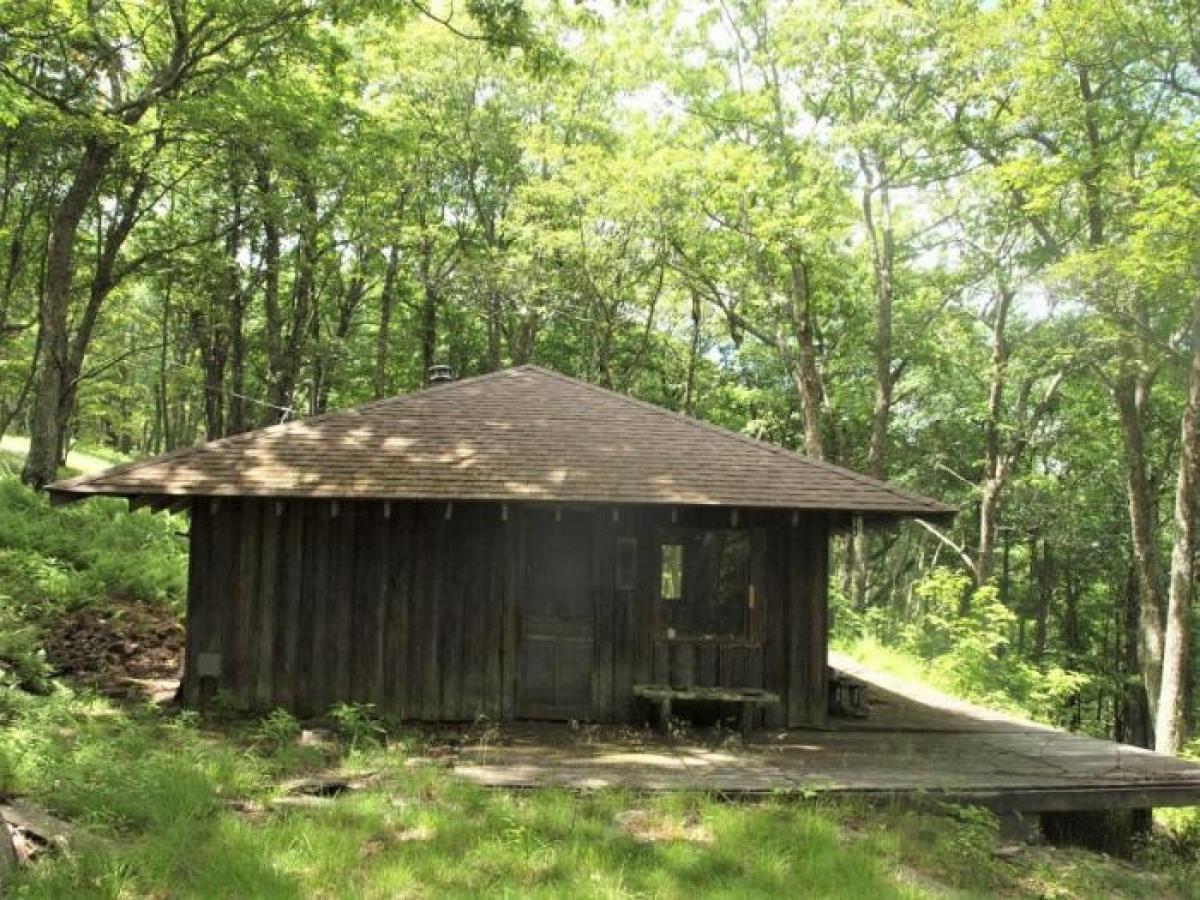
393,825 -> 434,843
279,776 -> 352,797
299,729 -> 335,748
10,826 -> 41,863
402,756 -> 445,768
277,771 -> 378,798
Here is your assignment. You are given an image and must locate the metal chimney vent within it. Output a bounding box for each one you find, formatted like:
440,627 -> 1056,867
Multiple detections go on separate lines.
427,364 -> 455,385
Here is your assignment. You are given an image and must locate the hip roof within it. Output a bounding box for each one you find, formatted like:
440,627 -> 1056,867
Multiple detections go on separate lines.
48,365 -> 955,519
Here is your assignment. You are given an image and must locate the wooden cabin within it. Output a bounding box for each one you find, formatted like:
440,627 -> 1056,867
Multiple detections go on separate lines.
48,366 -> 952,728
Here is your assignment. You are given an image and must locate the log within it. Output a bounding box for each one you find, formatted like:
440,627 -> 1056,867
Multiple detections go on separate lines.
0,800 -> 112,859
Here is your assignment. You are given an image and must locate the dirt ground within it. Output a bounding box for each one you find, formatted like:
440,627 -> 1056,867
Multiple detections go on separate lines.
42,600 -> 183,703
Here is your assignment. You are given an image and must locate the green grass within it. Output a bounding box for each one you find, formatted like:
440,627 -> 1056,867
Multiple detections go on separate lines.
1,690 -> 1196,899
2,693 -> 929,899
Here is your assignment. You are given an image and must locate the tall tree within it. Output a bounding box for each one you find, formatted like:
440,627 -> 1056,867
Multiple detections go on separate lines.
4,0 -> 310,485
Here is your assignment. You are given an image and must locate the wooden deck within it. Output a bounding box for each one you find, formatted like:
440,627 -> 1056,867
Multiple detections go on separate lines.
452,653 -> 1200,813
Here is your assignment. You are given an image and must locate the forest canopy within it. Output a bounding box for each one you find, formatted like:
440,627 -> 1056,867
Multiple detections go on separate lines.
1,0 -> 1198,754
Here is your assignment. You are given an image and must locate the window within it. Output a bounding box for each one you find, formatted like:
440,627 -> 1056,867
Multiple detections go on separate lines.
660,543 -> 683,599
659,530 -> 752,639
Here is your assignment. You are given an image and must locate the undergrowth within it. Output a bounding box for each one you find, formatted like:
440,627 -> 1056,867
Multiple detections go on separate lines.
0,476 -> 185,691
832,568 -> 1089,728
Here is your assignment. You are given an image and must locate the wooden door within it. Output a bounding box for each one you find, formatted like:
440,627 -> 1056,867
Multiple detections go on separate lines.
517,510 -> 595,719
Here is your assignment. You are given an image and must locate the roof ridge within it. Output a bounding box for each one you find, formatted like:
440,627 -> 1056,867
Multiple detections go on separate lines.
526,367 -> 952,514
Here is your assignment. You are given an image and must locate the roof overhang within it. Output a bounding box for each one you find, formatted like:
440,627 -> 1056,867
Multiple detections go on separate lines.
48,484 -> 957,529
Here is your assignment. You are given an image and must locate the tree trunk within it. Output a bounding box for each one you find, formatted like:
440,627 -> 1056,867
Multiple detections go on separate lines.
977,476 -> 1002,587
22,138 -> 115,487
861,174 -> 896,481
1114,374 -> 1167,729
1033,537 -> 1053,662
313,269 -> 365,414
784,257 -> 825,458
1,320 -> 42,444
486,288 -> 503,372
850,172 -> 897,608
1063,561 -> 1082,663
227,285 -> 247,433
509,308 -> 537,364
1119,560 -> 1154,749
153,248 -> 178,453
374,244 -> 400,400
225,169 -> 248,435
683,291 -> 702,416
255,158 -> 285,423
270,177 -> 317,418
1156,284 -> 1200,755
56,152 -> 156,450
977,285 -> 1014,585
1063,560 -> 1083,730
197,306 -> 228,441
418,235 -> 439,379
850,521 -> 870,610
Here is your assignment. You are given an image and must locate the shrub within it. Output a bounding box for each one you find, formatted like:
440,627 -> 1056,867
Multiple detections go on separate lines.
0,547 -> 100,613
0,479 -> 186,609
328,702 -> 387,749
254,708 -> 302,751
0,593 -> 52,693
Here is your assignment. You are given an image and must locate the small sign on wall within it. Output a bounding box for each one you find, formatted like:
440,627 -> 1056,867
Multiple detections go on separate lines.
196,652 -> 222,678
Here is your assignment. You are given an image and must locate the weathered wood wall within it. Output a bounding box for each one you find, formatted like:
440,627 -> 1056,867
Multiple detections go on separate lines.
182,499 -> 828,726
184,499 -> 511,718
607,508 -> 828,727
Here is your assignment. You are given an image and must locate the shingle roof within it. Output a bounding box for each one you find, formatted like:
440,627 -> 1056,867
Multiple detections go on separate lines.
48,366 -> 954,518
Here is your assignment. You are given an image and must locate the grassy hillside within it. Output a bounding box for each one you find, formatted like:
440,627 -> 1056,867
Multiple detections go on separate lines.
0,437 -> 126,478
0,476 -> 1197,898
0,473 -> 186,697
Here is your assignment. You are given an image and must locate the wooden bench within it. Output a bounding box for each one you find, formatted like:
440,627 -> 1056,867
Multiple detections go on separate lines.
827,672 -> 868,717
633,684 -> 781,738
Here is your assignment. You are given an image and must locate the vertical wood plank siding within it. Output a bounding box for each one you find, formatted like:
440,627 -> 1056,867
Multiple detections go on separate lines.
183,500 -> 829,726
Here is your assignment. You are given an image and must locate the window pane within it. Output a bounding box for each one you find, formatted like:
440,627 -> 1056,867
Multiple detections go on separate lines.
660,530 -> 751,638
661,543 -> 683,600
